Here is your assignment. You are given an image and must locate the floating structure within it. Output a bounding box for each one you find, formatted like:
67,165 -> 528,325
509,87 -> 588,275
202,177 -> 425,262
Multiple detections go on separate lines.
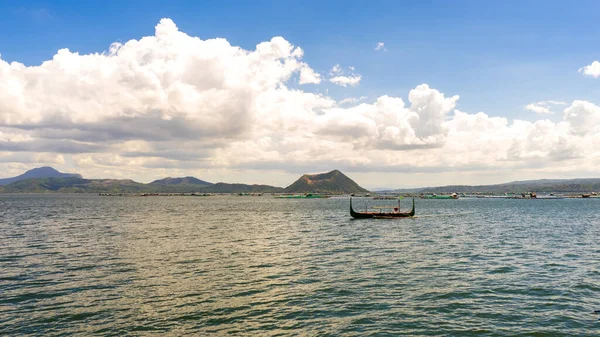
275,193 -> 330,199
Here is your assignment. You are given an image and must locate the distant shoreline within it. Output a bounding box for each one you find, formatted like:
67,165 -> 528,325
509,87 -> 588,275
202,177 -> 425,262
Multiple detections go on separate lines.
2,167 -> 600,195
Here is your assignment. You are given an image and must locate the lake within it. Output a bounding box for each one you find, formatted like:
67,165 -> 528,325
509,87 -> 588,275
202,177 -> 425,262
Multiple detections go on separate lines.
1,194 -> 599,336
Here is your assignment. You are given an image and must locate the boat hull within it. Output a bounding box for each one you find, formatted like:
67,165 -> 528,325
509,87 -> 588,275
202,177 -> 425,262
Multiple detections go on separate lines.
350,198 -> 415,219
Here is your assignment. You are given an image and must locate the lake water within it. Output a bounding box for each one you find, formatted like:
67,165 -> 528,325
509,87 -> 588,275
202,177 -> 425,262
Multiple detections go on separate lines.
1,194 -> 599,336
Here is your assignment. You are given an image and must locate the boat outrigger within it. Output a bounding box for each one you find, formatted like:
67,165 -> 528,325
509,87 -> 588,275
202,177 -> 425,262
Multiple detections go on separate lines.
350,197 -> 415,219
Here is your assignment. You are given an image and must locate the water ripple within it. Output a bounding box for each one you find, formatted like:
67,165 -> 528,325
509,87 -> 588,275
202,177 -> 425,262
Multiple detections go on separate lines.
1,195 -> 599,335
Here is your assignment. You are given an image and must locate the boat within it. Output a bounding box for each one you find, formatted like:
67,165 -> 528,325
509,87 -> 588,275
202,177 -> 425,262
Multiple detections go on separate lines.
350,197 -> 415,219
421,193 -> 458,199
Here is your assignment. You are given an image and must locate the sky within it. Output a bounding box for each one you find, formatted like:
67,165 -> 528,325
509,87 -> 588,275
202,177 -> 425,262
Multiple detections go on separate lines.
1,0 -> 600,189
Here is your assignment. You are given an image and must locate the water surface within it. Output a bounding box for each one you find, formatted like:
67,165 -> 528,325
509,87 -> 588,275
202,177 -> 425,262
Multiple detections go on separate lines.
1,194 -> 599,336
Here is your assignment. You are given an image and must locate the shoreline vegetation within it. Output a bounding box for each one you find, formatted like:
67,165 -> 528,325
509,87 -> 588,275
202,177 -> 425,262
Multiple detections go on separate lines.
2,167 -> 600,196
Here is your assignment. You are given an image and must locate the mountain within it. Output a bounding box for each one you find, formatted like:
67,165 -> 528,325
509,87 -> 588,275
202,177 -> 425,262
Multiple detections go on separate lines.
283,169 -> 369,194
0,166 -> 81,185
150,177 -> 212,187
3,166 -> 600,194
0,177 -> 149,193
0,177 -> 282,194
201,182 -> 283,193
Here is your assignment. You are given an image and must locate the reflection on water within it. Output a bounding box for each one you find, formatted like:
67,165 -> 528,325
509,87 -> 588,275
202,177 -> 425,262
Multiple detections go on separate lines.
1,194 -> 599,336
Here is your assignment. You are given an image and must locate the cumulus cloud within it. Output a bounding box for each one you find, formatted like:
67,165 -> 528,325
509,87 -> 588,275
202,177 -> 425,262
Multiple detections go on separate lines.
0,19 -> 307,136
579,61 -> 600,78
2,18 -> 600,185
564,100 -> 600,136
299,65 -> 321,84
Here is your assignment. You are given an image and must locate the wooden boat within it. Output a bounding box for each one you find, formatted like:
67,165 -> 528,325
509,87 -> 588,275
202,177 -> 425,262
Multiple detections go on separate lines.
350,197 -> 415,219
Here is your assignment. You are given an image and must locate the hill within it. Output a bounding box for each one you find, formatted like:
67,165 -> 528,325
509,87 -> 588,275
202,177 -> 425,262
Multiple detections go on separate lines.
0,166 -> 81,185
0,177 -> 282,194
283,170 -> 369,194
0,167 -> 286,194
1,177 -> 150,193
201,183 -> 283,193
0,177 -> 146,193
150,176 -> 212,186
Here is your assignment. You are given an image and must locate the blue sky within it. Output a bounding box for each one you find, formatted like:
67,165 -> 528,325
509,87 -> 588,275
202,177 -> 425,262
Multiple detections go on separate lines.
1,1 -> 600,187
2,0 -> 599,120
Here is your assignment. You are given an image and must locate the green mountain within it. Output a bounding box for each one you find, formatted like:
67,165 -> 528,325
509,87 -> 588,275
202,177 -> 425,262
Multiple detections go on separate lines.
0,177 -> 149,193
0,167 -> 286,194
150,176 -> 212,186
0,166 -> 81,185
145,176 -> 214,192
201,183 -> 283,193
4,167 -> 599,195
0,176 -> 282,194
283,169 -> 369,194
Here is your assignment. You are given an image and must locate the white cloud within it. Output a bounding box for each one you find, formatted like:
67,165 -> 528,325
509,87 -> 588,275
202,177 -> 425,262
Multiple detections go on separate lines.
375,42 -> 386,51
299,65 -> 321,84
525,103 -> 551,115
329,64 -> 342,75
579,61 -> 600,78
542,100 -> 567,106
525,100 -> 567,115
327,63 -> 361,86
564,100 -> 600,136
339,96 -> 367,105
316,86 -> 457,150
329,74 -> 362,87
339,97 -> 358,105
2,18 -> 600,187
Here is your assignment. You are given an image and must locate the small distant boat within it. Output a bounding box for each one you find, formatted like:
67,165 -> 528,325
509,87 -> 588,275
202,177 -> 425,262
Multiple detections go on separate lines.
350,197 -> 415,219
421,193 -> 459,199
